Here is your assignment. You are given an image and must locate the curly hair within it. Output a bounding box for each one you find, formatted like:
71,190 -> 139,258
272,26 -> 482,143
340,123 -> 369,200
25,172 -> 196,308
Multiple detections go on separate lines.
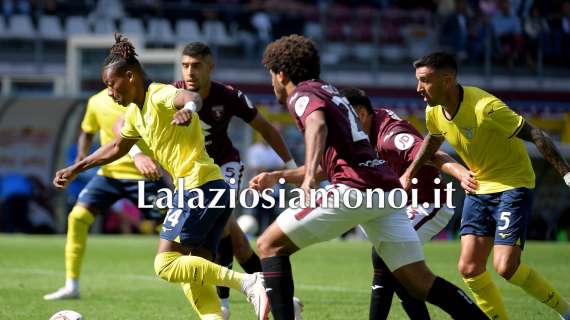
103,33 -> 141,72
262,34 -> 320,85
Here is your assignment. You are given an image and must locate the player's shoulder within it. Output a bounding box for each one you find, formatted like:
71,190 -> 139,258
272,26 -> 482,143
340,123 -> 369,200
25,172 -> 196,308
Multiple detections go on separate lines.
463,86 -> 502,116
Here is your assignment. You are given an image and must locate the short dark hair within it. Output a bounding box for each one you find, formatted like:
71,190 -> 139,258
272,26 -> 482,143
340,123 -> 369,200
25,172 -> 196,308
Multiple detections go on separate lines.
103,33 -> 142,73
413,52 -> 458,74
262,34 -> 320,85
182,42 -> 212,58
341,87 -> 373,114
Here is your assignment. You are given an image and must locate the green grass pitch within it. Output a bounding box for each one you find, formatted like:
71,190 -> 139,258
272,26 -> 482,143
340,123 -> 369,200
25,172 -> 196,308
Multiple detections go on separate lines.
1,235 -> 569,319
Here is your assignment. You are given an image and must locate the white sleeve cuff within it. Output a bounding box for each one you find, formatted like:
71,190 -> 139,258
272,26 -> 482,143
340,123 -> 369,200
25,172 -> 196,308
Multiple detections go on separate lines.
128,144 -> 143,158
183,100 -> 202,112
285,159 -> 297,169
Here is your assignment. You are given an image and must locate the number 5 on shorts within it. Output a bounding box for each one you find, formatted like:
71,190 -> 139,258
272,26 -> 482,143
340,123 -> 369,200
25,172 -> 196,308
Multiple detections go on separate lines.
498,211 -> 511,231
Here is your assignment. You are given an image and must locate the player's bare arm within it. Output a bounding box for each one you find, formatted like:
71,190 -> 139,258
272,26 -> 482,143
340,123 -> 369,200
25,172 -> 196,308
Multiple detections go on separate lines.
75,131 -> 94,163
302,110 -> 328,204
249,113 -> 295,164
517,121 -> 570,187
401,134 -> 444,189
431,150 -> 479,193
249,165 -> 326,191
53,136 -> 138,189
171,89 -> 202,126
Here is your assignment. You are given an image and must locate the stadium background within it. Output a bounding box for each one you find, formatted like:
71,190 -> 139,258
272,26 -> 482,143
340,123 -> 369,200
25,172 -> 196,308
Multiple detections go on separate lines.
1,0 -> 570,239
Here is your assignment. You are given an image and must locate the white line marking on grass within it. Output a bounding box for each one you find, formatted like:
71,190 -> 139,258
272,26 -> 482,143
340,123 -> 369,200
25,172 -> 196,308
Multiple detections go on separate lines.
1,267 -> 368,293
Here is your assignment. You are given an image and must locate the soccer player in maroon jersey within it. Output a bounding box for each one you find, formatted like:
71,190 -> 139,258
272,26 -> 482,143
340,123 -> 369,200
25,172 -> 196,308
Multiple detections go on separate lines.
342,87 -> 477,320
249,35 -> 489,320
172,42 -> 297,319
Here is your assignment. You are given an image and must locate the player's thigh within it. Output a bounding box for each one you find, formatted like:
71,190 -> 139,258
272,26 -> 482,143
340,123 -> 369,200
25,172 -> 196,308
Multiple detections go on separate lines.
458,234 -> 494,277
159,180 -> 231,254
76,175 -> 123,214
361,208 -> 424,272
460,193 -> 497,238
492,187 -> 533,249
410,204 -> 454,243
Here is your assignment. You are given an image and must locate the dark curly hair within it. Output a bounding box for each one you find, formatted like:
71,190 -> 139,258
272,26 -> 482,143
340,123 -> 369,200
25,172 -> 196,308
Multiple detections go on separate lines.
103,33 -> 142,73
341,87 -> 373,114
262,34 -> 320,85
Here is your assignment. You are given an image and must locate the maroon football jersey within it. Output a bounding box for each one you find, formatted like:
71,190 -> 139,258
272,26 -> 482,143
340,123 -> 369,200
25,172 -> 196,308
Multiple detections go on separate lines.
370,108 -> 444,204
173,80 -> 258,164
287,80 -> 401,190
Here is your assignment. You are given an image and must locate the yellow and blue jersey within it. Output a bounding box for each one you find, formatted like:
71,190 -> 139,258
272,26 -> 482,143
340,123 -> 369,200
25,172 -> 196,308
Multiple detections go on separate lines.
81,89 -> 148,180
425,85 -> 535,194
120,83 -> 222,189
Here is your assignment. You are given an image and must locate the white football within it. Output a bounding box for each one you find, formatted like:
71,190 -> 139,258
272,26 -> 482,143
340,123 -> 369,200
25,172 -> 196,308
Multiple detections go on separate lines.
237,214 -> 259,235
49,310 -> 83,320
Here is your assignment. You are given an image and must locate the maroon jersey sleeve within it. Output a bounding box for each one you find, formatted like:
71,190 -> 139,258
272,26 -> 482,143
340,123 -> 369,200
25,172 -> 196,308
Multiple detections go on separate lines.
291,91 -> 326,128
225,84 -> 258,123
378,126 -> 424,174
172,80 -> 185,89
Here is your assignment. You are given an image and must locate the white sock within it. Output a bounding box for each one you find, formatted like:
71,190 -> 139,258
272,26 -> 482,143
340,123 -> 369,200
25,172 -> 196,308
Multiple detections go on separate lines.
220,298 -> 230,309
65,278 -> 79,291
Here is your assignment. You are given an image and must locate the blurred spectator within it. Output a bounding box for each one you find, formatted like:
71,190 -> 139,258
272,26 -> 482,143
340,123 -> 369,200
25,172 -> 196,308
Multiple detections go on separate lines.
0,173 -> 56,233
523,4 -> 550,69
103,199 -> 143,234
440,0 -> 470,60
2,0 -> 31,16
491,0 -> 524,67
245,138 -> 285,235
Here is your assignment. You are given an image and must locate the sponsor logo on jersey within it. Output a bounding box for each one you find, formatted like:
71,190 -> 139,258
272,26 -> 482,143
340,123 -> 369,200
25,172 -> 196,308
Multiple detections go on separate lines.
295,96 -> 310,117
394,133 -> 414,150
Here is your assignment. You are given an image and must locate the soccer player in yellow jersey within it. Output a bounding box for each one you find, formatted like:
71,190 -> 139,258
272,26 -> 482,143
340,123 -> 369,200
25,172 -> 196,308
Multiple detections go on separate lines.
402,52 -> 570,320
44,89 -> 167,301
52,34 -> 269,320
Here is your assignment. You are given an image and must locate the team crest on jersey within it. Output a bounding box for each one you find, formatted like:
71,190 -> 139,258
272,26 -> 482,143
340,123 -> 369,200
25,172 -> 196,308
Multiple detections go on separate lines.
211,105 -> 225,121
394,133 -> 414,150
295,96 -> 310,117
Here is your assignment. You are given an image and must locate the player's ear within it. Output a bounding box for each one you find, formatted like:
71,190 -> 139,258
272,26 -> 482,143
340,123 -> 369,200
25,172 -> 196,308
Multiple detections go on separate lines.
277,71 -> 289,85
125,70 -> 134,84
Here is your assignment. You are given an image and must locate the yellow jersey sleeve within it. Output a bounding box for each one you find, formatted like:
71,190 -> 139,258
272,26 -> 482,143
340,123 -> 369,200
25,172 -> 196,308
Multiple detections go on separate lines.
150,84 -> 182,110
425,106 -> 442,136
80,99 -> 100,134
120,105 -> 141,139
484,100 -> 525,138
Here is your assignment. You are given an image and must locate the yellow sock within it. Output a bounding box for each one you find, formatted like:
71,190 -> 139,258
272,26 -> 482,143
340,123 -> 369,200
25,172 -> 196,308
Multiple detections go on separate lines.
464,271 -> 509,320
65,206 -> 95,280
154,251 -> 244,291
508,263 -> 570,316
181,282 -> 223,320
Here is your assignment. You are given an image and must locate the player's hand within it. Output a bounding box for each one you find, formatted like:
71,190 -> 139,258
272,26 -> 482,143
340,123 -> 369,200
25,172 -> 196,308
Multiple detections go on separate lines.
459,171 -> 479,194
133,154 -> 162,181
171,109 -> 193,126
399,171 -> 412,190
53,167 -> 77,189
300,176 -> 318,207
249,172 -> 279,191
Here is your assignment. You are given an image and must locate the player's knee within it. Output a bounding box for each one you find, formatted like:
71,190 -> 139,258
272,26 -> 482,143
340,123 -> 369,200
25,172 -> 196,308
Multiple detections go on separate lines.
458,260 -> 485,278
68,206 -> 96,225
493,257 -> 519,279
256,234 -> 282,258
154,252 -> 181,281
